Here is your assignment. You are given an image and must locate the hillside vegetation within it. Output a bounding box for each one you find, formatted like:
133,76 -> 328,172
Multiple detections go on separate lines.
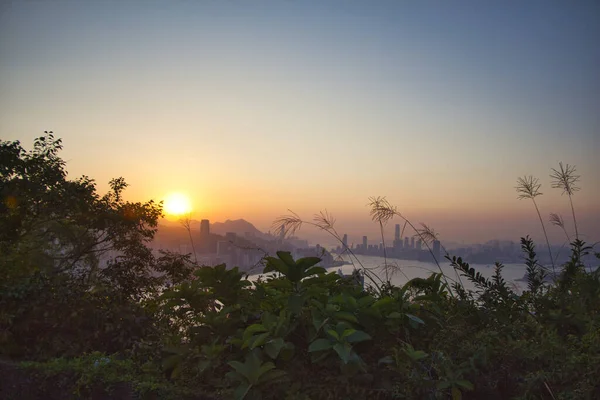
1,135 -> 598,399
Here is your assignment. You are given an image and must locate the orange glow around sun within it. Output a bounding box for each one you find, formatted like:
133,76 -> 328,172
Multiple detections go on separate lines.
163,193 -> 192,216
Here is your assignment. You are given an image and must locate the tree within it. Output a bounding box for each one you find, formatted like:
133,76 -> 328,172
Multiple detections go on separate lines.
0,133 -> 186,358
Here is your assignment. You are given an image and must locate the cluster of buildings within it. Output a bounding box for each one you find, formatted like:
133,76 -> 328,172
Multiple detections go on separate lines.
333,224 -> 442,262
154,219 -> 339,273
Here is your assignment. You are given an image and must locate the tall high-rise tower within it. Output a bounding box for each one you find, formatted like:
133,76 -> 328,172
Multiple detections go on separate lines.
433,240 -> 441,260
200,219 -> 210,237
411,237 -> 415,249
393,224 -> 402,250
362,236 -> 368,250
342,234 -> 348,249
200,219 -> 210,252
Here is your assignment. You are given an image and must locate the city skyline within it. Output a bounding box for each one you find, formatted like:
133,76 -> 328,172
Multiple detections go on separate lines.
2,1 -> 599,244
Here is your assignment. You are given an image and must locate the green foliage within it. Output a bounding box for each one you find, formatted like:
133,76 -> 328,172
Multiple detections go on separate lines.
226,350 -> 288,400
2,135 -> 599,399
0,135 -> 191,359
18,352 -> 197,399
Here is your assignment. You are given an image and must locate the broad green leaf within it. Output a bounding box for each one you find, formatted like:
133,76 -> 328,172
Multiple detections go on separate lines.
228,360 -> 250,379
326,329 -> 340,340
257,368 -> 288,385
245,352 -> 264,383
373,297 -> 394,308
243,324 -> 268,341
264,257 -> 289,276
255,361 -> 276,382
264,338 -> 285,359
288,294 -> 305,314
233,382 -> 252,400
334,311 -> 358,324
387,311 -> 403,319
308,338 -> 333,352
357,295 -> 376,307
296,257 -> 322,271
326,303 -> 340,313
249,332 -> 270,349
225,370 -> 244,383
333,343 -> 353,364
277,251 -> 296,267
345,330 -> 372,343
341,328 -> 357,339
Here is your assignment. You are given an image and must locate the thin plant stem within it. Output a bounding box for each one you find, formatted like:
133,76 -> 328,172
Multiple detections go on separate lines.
378,219 -> 390,282
568,195 -> 579,241
532,198 -> 555,276
550,162 -> 580,240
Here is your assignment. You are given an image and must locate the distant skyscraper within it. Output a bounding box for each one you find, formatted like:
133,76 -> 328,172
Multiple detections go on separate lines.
416,239 -> 422,251
433,240 -> 441,260
411,237 -> 415,249
393,224 -> 402,250
342,234 -> 348,249
404,237 -> 409,249
200,219 -> 210,252
200,219 -> 210,237
362,236 -> 367,249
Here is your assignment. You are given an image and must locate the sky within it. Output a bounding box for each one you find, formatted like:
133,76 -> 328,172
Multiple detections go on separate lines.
1,0 -> 599,245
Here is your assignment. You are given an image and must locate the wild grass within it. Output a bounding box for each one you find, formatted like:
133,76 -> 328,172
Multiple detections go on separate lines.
550,162 -> 580,240
272,162 -> 588,299
516,175 -> 556,276
273,197 -> 461,296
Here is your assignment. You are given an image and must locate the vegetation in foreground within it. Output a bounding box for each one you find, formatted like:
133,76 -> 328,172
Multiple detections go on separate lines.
1,135 -> 599,399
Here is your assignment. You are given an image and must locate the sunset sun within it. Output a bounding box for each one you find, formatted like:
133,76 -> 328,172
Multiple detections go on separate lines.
163,193 -> 192,216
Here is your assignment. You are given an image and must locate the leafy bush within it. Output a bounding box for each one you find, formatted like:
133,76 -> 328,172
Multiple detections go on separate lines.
1,135 -> 599,399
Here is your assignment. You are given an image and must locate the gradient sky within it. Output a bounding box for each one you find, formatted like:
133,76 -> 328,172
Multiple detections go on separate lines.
1,1 -> 599,245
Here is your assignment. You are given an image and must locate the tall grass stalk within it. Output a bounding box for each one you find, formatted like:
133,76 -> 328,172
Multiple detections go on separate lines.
549,213 -> 570,242
516,176 -> 555,276
368,197 -> 393,283
550,162 -> 580,241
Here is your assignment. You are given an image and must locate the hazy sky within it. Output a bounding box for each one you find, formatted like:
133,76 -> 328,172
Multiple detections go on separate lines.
1,1 -> 599,244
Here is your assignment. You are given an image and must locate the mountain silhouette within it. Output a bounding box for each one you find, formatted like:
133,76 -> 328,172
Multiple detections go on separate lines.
210,219 -> 269,239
